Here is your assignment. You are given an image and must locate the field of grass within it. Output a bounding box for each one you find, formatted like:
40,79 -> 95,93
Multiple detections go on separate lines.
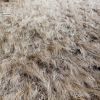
0,0 -> 100,100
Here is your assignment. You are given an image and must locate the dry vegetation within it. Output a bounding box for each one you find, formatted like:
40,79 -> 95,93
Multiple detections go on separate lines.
0,0 -> 100,100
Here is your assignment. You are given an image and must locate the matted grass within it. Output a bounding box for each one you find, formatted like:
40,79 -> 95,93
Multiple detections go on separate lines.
0,0 -> 100,100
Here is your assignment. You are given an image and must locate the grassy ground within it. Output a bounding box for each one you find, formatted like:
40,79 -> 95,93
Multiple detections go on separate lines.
0,0 -> 100,100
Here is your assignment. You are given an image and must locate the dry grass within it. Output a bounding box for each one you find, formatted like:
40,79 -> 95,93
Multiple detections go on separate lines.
0,0 -> 100,100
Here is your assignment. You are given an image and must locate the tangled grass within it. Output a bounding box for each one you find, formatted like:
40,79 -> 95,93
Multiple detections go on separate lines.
0,0 -> 100,100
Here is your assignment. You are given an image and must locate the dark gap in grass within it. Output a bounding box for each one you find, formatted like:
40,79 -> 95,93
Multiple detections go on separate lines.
4,0 -> 9,2
92,65 -> 100,71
